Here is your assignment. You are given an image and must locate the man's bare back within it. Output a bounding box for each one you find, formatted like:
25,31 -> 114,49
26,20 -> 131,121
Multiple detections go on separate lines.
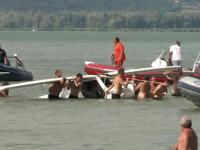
153,80 -> 171,100
176,128 -> 198,150
153,83 -> 167,99
113,76 -> 124,95
135,81 -> 151,99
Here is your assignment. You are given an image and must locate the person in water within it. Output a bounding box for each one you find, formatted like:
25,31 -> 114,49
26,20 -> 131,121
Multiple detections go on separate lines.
112,37 -> 126,67
172,116 -> 198,150
0,82 -> 9,97
153,79 -> 172,100
150,76 -> 158,92
132,75 -> 139,97
66,73 -> 83,99
105,68 -> 129,99
0,44 -> 7,65
134,76 -> 151,100
166,74 -> 182,96
48,70 -> 66,99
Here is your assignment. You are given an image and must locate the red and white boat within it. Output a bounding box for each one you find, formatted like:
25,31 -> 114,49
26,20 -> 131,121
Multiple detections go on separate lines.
84,51 -> 200,82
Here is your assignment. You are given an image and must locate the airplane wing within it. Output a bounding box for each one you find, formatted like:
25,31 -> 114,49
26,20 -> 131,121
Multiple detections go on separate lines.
0,75 -> 97,91
105,66 -> 181,76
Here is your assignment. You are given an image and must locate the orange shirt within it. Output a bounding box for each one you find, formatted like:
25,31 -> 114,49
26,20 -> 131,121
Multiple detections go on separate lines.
114,42 -> 126,61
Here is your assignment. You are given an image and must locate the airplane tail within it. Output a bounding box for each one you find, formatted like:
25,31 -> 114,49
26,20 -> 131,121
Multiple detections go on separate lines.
192,52 -> 200,73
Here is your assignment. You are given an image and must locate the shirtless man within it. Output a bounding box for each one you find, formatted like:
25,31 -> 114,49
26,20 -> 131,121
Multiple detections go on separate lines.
66,73 -> 83,99
172,116 -> 198,150
48,70 -> 66,99
135,76 -> 151,100
153,79 -> 172,100
0,82 -> 9,97
105,68 -> 129,99
150,76 -> 158,92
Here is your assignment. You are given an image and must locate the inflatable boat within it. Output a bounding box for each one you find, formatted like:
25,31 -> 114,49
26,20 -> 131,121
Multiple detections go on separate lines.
178,76 -> 200,107
84,51 -> 200,82
0,54 -> 33,81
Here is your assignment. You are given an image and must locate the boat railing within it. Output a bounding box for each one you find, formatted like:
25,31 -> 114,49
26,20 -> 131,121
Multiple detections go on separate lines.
7,54 -> 25,70
192,52 -> 200,73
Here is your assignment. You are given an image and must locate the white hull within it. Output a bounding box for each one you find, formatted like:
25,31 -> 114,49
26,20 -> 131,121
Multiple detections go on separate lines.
178,76 -> 200,107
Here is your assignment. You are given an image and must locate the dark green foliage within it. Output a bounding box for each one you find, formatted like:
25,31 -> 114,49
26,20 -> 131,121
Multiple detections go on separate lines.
1,10 -> 200,29
0,0 -> 175,12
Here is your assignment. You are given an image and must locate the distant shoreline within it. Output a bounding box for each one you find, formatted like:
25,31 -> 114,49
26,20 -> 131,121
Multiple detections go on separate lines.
1,28 -> 200,32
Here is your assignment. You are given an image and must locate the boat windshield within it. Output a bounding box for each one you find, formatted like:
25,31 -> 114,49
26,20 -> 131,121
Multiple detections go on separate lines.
192,52 -> 200,73
7,56 -> 25,70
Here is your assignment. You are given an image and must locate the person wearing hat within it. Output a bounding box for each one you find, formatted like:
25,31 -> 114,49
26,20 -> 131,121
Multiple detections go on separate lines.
172,116 -> 198,150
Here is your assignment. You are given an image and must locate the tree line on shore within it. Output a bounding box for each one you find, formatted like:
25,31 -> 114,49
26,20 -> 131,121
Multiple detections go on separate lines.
1,10 -> 200,30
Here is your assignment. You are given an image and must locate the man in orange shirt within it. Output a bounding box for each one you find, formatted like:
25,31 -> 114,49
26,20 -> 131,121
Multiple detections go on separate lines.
113,37 -> 126,67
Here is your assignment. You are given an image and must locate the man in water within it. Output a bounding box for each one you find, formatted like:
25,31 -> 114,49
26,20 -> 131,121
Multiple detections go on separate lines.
0,82 -> 9,97
48,70 -> 66,99
169,41 -> 182,67
166,74 -> 182,96
172,116 -> 198,150
112,37 -> 126,67
134,76 -> 151,100
66,73 -> 83,99
0,44 -> 7,65
150,76 -> 158,92
105,68 -> 129,99
153,79 -> 172,100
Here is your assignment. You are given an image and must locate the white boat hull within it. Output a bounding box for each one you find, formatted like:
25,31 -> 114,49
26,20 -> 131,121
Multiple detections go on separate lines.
178,76 -> 200,107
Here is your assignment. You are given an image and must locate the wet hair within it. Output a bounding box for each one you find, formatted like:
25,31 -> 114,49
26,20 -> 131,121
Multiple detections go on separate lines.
115,37 -> 120,42
176,41 -> 181,46
118,68 -> 124,74
55,70 -> 61,75
76,73 -> 83,79
165,79 -> 173,85
143,76 -> 149,81
180,116 -> 192,128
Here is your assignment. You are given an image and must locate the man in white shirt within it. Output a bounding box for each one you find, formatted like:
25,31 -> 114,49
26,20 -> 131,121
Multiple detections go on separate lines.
169,41 -> 182,66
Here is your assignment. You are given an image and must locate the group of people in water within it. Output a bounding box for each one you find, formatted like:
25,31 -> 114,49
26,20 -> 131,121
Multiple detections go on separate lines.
0,38 -> 183,100
48,70 -> 83,99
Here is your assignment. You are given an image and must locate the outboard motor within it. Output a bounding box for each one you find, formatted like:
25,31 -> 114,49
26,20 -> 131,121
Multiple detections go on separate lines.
151,50 -> 168,68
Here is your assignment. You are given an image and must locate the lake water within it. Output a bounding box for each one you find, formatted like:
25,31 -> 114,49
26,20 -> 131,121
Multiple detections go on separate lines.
0,31 -> 199,150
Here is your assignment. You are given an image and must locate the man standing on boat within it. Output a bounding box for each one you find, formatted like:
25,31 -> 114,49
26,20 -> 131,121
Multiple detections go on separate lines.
172,116 -> 198,150
112,37 -> 126,67
169,41 -> 182,67
0,44 -> 7,65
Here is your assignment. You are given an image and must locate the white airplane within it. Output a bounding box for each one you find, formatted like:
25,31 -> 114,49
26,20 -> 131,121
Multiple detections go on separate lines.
0,66 -> 181,99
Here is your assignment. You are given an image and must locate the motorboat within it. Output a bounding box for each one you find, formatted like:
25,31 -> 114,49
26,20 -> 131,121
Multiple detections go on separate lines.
84,51 -> 200,82
0,54 -> 33,81
178,76 -> 200,107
